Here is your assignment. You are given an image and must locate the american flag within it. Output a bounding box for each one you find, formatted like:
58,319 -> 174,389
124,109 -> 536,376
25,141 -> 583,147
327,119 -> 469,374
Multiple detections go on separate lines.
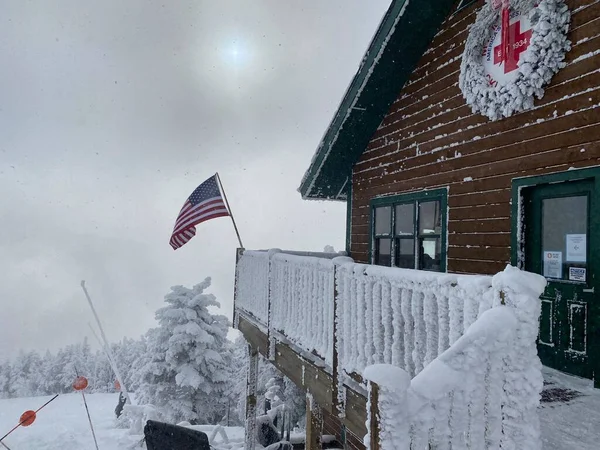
170,175 -> 230,250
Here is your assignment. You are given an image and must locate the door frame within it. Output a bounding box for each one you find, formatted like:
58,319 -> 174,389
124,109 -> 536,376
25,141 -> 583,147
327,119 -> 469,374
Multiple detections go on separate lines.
511,166 -> 600,387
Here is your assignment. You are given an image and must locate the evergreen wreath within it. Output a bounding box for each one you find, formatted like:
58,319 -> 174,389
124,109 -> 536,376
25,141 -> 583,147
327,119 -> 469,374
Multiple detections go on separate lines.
459,0 -> 571,121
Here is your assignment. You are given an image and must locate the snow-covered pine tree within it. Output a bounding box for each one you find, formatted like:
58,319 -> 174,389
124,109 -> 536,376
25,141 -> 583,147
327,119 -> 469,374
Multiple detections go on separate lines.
135,278 -> 231,424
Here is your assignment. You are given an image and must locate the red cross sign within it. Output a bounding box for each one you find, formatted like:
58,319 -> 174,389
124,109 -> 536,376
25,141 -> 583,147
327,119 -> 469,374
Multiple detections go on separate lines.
493,19 -> 532,73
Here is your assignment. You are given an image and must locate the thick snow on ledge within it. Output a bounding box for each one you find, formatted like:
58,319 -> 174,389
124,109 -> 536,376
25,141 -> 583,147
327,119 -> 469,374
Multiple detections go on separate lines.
363,364 -> 411,393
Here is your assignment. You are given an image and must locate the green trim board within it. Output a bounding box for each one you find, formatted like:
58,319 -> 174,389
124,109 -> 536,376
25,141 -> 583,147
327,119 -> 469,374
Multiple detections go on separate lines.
367,188 -> 448,272
511,166 -> 600,387
346,183 -> 353,256
298,0 -> 460,201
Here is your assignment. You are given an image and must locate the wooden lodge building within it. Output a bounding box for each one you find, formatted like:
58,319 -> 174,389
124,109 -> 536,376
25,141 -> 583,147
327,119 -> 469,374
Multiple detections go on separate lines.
234,0 -> 600,448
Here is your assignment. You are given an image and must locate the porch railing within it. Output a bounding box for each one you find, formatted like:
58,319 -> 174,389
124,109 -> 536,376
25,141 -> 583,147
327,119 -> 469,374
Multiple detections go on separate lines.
234,249 -> 546,449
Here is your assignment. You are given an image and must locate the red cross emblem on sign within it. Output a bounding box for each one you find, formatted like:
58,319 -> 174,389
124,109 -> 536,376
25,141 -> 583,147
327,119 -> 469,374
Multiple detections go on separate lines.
493,20 -> 532,73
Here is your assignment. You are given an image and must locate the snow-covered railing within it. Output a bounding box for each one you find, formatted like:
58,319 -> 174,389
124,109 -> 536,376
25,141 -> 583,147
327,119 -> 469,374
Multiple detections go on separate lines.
363,266 -> 546,450
235,250 -> 271,324
335,263 -> 495,379
269,253 -> 348,367
234,249 -> 347,356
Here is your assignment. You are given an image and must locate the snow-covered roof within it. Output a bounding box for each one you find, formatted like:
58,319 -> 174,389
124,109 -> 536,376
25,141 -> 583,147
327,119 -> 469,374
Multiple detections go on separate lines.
298,0 -> 459,201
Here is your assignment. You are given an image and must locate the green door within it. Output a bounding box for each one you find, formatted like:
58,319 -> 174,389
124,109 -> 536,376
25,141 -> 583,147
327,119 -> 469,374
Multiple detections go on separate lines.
523,178 -> 598,381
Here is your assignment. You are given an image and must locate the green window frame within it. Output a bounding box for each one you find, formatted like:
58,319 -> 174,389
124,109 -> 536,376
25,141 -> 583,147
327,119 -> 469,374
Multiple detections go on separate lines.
369,188 -> 448,272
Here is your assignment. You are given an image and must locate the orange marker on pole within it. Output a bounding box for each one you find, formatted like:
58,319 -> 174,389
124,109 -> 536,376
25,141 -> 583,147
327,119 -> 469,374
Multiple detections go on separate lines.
0,394 -> 59,444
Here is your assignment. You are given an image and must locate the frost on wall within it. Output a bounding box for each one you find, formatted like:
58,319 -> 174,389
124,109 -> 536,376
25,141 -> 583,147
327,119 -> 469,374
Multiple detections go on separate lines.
459,0 -> 571,121
362,266 -> 546,450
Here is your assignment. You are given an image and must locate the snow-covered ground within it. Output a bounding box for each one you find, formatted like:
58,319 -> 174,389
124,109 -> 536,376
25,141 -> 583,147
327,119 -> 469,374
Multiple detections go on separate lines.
0,393 -> 244,450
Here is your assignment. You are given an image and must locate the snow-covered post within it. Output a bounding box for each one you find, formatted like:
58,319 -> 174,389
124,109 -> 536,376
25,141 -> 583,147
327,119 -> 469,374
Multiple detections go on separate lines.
244,344 -> 259,450
305,393 -> 323,450
492,266 -> 546,450
233,247 -> 244,330
332,256 -> 353,417
267,249 -> 281,361
363,365 -> 411,450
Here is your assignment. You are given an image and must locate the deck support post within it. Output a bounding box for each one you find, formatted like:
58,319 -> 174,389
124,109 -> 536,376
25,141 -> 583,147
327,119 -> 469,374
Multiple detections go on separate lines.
244,344 -> 259,450
368,381 -> 380,450
306,393 -> 323,450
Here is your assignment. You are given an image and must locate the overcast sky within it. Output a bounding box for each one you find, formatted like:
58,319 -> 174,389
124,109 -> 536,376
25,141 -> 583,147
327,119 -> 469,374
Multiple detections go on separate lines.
0,0 -> 390,358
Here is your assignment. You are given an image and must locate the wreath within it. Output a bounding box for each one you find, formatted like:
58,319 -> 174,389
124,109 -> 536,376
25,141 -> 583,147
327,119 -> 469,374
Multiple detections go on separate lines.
459,0 -> 571,121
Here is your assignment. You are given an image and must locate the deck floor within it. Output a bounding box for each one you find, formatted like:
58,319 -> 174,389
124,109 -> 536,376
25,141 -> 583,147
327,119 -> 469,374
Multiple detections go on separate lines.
540,367 -> 600,449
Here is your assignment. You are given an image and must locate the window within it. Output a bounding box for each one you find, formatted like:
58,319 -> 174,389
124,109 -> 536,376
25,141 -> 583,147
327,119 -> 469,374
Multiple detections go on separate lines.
371,189 -> 447,272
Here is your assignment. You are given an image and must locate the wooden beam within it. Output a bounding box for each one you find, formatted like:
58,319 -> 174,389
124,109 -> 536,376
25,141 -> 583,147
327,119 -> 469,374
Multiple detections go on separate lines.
306,394 -> 323,450
244,345 -> 259,450
368,382 -> 380,450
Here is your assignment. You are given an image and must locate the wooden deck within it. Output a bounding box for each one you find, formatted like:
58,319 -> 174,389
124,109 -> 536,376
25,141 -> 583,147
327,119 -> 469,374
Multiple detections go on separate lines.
240,311 -> 600,449
237,313 -> 367,445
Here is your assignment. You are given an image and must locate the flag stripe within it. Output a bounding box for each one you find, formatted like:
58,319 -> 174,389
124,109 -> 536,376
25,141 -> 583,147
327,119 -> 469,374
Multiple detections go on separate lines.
172,205 -> 229,235
170,211 -> 229,249
173,197 -> 226,229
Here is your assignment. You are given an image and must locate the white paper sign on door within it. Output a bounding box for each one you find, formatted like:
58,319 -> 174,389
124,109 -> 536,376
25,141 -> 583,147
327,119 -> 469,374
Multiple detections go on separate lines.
569,267 -> 586,282
566,234 -> 586,262
543,251 -> 562,279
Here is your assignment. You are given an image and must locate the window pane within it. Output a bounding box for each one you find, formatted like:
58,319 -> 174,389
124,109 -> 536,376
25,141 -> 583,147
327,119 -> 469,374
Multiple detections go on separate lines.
419,201 -> 442,235
375,238 -> 391,267
395,238 -> 414,269
542,195 -> 588,281
419,237 -> 441,271
395,203 -> 414,235
375,207 -> 392,235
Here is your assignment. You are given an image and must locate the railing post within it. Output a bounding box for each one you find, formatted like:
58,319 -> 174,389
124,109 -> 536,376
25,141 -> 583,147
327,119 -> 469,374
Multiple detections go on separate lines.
244,344 -> 259,450
306,393 -> 323,450
368,381 -> 380,450
332,263 -> 340,415
364,365 -> 411,450
267,249 -> 280,361
233,248 -> 244,329
332,257 -> 353,415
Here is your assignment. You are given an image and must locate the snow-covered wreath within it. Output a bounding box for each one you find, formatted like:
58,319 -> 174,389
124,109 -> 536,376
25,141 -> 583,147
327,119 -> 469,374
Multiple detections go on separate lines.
459,0 -> 571,121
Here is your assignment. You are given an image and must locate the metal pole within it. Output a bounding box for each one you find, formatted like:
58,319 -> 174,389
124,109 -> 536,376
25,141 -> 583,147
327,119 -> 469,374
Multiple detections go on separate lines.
80,281 -> 132,405
215,172 -> 244,248
81,392 -> 100,450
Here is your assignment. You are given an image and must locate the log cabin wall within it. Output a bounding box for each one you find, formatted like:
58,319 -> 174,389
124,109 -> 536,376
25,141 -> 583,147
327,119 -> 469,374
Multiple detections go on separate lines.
350,0 -> 600,274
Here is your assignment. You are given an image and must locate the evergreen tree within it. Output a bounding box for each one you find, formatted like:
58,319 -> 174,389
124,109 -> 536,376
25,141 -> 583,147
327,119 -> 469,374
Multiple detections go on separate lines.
135,278 -> 231,424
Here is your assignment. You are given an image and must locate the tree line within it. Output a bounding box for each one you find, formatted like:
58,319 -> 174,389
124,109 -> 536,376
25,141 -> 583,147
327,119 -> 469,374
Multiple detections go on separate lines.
0,277 -> 305,427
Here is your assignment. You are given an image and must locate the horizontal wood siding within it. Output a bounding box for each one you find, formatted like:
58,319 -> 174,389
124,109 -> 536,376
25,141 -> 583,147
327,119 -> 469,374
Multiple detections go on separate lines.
350,0 -> 600,273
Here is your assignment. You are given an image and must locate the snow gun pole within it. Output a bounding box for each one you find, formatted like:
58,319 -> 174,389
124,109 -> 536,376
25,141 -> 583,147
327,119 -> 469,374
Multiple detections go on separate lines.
216,172 -> 244,248
80,281 -> 133,406
88,323 -> 119,380
0,394 -> 59,444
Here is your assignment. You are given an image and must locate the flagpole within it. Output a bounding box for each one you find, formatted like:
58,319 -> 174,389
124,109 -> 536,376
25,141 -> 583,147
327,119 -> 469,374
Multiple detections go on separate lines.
215,172 -> 244,248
